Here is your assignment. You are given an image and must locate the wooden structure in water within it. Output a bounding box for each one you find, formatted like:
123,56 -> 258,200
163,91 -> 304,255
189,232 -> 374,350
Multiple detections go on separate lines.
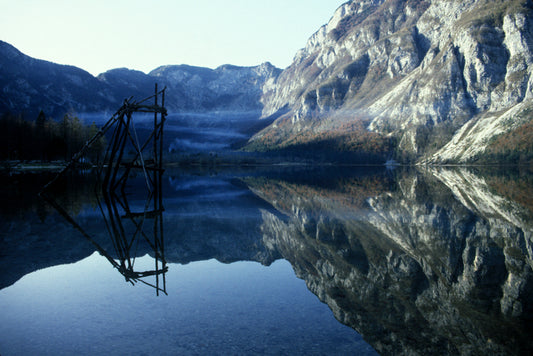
44,84 -> 167,192
42,85 -> 169,295
99,85 -> 167,194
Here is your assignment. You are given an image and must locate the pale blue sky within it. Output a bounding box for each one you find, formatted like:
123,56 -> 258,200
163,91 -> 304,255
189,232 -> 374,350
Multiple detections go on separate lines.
0,0 -> 346,76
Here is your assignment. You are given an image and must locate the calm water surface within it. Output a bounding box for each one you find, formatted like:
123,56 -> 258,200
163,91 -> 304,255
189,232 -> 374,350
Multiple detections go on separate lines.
1,255 -> 369,355
1,166 -> 533,355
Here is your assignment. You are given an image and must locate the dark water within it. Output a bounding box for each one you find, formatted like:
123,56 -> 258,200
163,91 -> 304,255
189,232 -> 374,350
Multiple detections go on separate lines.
1,166 -> 533,355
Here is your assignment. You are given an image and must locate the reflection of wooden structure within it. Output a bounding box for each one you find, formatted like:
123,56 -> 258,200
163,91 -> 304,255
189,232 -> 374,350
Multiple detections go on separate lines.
41,85 -> 168,295
43,185 -> 168,295
98,183 -> 167,295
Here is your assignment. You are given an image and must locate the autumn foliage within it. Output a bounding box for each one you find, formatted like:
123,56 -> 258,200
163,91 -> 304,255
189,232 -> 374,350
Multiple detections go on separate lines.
484,118 -> 533,164
247,116 -> 393,163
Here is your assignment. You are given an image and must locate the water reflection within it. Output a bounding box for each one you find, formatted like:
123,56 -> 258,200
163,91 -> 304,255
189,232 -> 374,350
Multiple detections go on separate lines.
0,254 -> 373,355
246,167 -> 533,355
102,187 -> 167,292
1,166 -> 533,355
40,168 -> 168,294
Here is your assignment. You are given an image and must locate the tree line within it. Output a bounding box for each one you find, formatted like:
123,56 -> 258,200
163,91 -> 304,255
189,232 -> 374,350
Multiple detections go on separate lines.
244,117 -> 393,164
0,110 -> 106,162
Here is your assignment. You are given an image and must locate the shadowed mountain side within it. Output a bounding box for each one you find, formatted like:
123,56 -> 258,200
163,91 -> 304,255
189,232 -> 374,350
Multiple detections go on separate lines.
245,168 -> 533,355
0,41 -> 115,118
0,40 -> 281,118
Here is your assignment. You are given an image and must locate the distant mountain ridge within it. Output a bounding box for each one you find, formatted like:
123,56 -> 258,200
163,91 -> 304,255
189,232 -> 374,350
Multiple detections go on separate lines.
250,0 -> 533,163
0,40 -> 281,118
149,62 -> 281,112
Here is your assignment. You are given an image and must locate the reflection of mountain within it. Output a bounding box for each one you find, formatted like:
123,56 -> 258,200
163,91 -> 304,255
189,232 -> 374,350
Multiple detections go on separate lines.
246,168 -> 533,355
0,172 -> 107,289
162,173 -> 280,265
3,168 -> 533,354
0,171 -> 279,289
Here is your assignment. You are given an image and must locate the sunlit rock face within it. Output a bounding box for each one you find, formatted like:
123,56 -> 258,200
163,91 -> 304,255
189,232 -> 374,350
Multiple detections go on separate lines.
148,62 -> 281,112
254,0 -> 533,162
247,168 -> 533,355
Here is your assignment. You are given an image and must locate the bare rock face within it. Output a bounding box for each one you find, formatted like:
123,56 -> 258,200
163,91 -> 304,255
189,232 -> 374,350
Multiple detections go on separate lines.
255,0 -> 533,162
148,62 -> 281,112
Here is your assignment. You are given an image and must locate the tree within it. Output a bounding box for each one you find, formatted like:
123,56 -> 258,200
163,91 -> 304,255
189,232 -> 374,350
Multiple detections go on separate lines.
36,110 -> 46,130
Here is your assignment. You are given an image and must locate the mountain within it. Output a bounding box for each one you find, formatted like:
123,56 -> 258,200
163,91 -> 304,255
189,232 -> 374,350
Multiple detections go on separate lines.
249,0 -> 533,163
95,67 -> 157,105
149,63 -> 281,112
4,0 -> 532,164
0,41 -> 116,118
0,40 -> 281,118
97,62 -> 281,113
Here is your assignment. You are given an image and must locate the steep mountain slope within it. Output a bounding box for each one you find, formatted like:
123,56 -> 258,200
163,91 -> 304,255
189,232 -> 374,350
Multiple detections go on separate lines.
250,0 -> 533,163
0,41 -> 116,118
96,67 -> 157,104
0,40 -> 280,118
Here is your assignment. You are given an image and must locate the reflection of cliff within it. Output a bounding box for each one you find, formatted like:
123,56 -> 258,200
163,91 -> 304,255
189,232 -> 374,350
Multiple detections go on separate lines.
247,169 -> 533,355
3,168 -> 533,354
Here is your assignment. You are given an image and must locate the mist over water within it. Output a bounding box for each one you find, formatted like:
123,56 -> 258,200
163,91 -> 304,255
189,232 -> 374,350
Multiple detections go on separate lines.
165,112 -> 262,153
78,111 -> 263,155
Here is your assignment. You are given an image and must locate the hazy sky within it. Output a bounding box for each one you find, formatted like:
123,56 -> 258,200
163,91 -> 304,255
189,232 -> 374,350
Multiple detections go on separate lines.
0,0 -> 346,76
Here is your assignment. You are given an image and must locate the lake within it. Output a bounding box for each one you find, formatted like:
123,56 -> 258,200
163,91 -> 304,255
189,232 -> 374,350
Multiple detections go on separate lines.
1,165 -> 532,355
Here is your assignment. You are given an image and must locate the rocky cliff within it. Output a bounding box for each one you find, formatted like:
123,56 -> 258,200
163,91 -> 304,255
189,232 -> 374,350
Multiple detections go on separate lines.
252,0 -> 533,163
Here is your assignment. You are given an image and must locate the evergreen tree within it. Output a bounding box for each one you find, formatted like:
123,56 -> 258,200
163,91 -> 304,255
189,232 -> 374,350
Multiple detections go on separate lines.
36,110 -> 46,130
